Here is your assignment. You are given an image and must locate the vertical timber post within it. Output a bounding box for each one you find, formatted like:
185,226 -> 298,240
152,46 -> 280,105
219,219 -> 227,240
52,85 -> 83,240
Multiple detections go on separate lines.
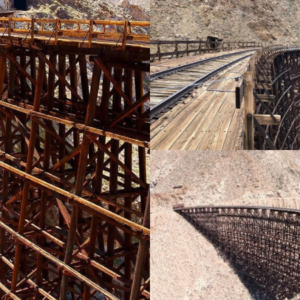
130,192 -> 150,300
244,71 -> 254,150
10,56 -> 45,293
158,43 -> 161,61
59,60 -> 102,300
89,19 -> 93,48
0,52 -> 7,297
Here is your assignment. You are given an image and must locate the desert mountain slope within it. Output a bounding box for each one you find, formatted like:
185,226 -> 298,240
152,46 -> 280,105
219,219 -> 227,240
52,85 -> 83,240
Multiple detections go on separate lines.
151,0 -> 300,43
151,151 -> 300,300
151,151 -> 300,210
17,0 -> 149,23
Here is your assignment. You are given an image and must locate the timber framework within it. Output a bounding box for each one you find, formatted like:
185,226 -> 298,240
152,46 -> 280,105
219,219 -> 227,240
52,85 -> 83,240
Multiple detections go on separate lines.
0,17 -> 150,299
174,205 -> 300,300
245,45 -> 300,150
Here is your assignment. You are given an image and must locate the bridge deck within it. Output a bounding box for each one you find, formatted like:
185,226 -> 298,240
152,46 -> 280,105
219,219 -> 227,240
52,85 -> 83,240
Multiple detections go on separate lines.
150,48 -> 257,74
151,58 -> 251,150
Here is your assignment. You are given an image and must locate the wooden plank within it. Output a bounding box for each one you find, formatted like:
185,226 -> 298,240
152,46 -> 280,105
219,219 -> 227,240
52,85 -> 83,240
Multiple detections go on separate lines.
254,114 -> 281,125
223,100 -> 245,150
169,92 -> 224,150
198,93 -> 236,150
151,57 -> 250,150
151,91 -> 211,149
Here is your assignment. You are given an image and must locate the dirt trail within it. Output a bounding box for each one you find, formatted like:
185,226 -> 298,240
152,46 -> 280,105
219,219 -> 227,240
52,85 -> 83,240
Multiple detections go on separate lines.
151,151 -> 300,299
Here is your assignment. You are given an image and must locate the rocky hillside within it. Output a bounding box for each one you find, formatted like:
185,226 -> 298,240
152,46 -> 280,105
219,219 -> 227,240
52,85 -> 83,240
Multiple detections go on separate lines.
0,0 -> 9,10
151,0 -> 300,43
151,151 -> 300,300
15,0 -> 149,24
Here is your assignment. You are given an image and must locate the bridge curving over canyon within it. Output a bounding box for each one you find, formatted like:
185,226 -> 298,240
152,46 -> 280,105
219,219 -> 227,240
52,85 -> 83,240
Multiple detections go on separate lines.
174,205 -> 300,300
0,17 -> 150,300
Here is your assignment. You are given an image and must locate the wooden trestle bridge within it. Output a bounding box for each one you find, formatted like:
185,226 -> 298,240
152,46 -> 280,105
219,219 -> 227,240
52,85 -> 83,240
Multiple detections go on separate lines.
0,18 -> 150,299
150,41 -> 300,150
174,205 -> 300,300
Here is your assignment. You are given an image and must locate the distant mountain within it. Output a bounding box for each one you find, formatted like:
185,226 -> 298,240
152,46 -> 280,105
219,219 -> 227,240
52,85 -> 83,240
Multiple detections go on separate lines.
106,0 -> 149,11
151,0 -> 300,43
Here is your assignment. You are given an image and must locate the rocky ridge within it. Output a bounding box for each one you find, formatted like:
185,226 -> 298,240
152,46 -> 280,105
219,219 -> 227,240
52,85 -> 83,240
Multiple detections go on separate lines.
16,0 -> 149,27
151,0 -> 300,44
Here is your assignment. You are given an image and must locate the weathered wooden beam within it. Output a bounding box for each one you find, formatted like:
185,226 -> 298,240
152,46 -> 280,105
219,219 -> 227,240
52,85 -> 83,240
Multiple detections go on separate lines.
60,61 -> 101,299
95,58 -> 133,107
0,99 -> 149,147
0,50 -> 8,294
108,92 -> 150,128
0,220 -> 120,300
254,114 -> 281,125
0,159 -> 150,236
130,192 -> 150,300
11,56 -> 45,293
244,71 -> 255,150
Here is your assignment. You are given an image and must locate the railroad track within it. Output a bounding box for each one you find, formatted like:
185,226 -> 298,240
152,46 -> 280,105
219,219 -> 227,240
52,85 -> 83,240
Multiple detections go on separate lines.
150,50 -> 255,121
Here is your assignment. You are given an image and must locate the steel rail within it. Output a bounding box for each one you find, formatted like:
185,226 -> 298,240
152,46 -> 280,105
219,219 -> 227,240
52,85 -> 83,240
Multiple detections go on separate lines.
150,49 -> 257,81
150,53 -> 253,120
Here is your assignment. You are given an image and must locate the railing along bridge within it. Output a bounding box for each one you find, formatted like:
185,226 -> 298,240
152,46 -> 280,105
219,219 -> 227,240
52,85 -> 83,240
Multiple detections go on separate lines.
151,39 -> 263,61
174,205 -> 300,300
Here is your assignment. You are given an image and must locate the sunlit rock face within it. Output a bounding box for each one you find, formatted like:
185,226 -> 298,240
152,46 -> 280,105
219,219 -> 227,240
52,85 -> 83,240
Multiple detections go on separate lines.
0,0 -> 12,10
25,0 -> 149,22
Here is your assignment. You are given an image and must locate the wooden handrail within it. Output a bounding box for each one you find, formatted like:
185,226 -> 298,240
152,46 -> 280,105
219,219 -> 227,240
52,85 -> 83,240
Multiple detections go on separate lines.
0,17 -> 150,48
151,39 -> 264,61
0,17 -> 150,27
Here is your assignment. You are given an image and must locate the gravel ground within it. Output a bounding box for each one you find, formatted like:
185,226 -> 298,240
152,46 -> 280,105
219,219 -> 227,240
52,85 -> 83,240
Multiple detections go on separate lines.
151,151 -> 300,300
